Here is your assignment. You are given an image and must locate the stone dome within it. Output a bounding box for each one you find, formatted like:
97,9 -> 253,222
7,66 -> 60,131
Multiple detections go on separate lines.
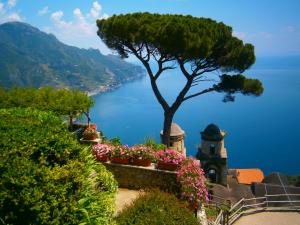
201,123 -> 224,141
160,123 -> 185,137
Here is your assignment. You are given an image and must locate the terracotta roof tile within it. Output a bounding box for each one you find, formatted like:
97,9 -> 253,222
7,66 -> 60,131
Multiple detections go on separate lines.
234,168 -> 264,185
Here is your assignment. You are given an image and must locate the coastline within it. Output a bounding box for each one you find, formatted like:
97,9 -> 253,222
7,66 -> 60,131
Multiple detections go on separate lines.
86,72 -> 145,97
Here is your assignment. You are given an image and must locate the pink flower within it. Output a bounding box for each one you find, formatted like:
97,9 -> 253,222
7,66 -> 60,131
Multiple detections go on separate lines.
177,157 -> 208,209
130,144 -> 155,160
156,149 -> 185,165
92,143 -> 114,157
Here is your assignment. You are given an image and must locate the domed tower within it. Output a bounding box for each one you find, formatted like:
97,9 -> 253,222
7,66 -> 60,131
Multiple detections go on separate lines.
197,124 -> 227,186
161,123 -> 186,156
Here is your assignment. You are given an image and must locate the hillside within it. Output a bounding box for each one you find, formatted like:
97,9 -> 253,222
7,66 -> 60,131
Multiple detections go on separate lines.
0,22 -> 144,92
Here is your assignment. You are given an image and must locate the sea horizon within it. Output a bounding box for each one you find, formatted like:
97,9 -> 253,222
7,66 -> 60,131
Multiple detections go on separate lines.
90,55 -> 300,176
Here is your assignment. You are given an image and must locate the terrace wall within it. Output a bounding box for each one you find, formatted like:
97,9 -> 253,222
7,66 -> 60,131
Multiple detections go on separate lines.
103,162 -> 179,193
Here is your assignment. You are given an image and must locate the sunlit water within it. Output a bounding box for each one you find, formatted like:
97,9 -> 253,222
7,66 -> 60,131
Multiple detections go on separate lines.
90,56 -> 300,175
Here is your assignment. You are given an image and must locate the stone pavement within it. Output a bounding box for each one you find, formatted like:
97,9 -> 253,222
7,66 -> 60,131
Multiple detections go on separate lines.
233,211 -> 300,225
115,188 -> 143,215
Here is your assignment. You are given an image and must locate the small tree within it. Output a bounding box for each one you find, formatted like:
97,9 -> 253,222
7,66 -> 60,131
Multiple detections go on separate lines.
97,13 -> 263,146
0,87 -> 94,128
54,88 -> 94,128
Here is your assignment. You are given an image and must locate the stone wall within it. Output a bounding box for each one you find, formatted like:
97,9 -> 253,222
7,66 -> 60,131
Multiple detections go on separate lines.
103,162 -> 179,193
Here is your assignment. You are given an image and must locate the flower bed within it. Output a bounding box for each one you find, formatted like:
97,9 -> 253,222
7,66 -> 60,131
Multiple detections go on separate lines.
177,158 -> 208,209
131,144 -> 155,167
92,143 -> 115,162
110,145 -> 131,164
155,149 -> 185,171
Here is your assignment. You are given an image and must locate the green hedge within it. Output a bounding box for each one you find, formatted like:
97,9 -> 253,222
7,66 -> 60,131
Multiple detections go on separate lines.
287,175 -> 300,187
0,108 -> 117,225
116,190 -> 200,225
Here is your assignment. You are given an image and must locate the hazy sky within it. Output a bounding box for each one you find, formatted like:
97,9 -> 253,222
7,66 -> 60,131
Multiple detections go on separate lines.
1,0 -> 299,56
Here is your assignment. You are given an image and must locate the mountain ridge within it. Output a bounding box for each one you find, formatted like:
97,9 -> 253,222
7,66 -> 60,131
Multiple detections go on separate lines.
0,21 -> 144,93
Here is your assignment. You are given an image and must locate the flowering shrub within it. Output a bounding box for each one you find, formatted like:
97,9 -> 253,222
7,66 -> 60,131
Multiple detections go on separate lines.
131,144 -> 155,161
92,143 -> 114,158
177,158 -> 209,209
156,149 -> 185,165
110,145 -> 131,159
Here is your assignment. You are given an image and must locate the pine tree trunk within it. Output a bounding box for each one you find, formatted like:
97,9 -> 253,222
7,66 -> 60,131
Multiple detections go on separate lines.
161,111 -> 174,147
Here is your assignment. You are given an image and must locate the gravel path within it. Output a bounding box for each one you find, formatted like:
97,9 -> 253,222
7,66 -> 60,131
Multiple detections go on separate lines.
234,212 -> 300,225
115,188 -> 143,215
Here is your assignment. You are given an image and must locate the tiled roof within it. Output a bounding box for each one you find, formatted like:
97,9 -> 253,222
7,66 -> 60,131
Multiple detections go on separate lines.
234,168 -> 264,185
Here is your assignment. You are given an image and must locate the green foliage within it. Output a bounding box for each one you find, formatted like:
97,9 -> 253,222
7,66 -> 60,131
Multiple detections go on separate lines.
0,22 -> 144,91
0,86 -> 94,125
218,74 -> 264,96
77,148 -> 117,225
97,12 -> 255,72
116,190 -> 200,225
0,108 -> 117,225
205,205 -> 219,221
107,137 -> 122,146
287,175 -> 300,187
143,137 -> 166,151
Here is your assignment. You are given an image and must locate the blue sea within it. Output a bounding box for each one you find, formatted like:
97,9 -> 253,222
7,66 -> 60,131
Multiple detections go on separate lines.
90,56 -> 300,175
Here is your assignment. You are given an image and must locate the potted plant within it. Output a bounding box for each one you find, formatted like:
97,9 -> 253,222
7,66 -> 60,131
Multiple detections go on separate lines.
89,123 -> 97,130
177,157 -> 208,211
92,143 -> 114,162
110,145 -> 131,164
131,144 -> 155,167
156,149 -> 185,171
82,127 -> 99,140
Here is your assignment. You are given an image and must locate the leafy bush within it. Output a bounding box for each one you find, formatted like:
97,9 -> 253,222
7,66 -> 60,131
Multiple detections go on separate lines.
0,86 -> 94,128
205,205 -> 219,221
0,108 -> 117,225
107,137 -> 122,146
116,190 -> 200,225
143,137 -> 166,151
287,175 -> 300,187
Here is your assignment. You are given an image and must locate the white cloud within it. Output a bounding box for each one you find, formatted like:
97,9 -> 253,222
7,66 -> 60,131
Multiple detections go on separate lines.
259,32 -> 272,39
38,6 -> 49,16
89,1 -> 101,18
7,12 -> 21,21
0,2 -> 4,12
50,9 -> 94,36
48,2 -> 110,54
51,10 -> 64,22
233,30 -> 274,41
0,0 -> 24,23
233,31 -> 247,40
73,8 -> 85,22
100,13 -> 109,19
8,0 -> 16,8
286,25 -> 295,33
42,26 -> 51,33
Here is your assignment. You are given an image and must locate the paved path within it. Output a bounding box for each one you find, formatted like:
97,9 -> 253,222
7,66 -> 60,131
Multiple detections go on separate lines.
115,188 -> 142,215
234,212 -> 300,225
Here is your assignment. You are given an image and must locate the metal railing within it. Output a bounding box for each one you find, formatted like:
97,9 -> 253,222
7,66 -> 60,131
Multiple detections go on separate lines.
213,193 -> 300,225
